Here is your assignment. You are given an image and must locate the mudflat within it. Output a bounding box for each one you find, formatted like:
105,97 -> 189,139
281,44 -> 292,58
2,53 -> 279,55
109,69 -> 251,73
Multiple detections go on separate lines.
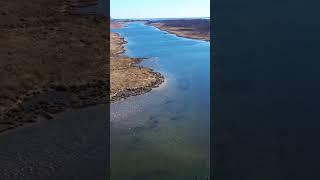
110,21 -> 164,102
0,0 -> 108,132
147,19 -> 210,41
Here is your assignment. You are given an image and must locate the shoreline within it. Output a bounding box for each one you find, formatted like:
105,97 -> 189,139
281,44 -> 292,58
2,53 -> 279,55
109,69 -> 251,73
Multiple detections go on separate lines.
1,81 -> 107,133
110,22 -> 165,102
146,21 -> 210,42
0,0 -> 108,133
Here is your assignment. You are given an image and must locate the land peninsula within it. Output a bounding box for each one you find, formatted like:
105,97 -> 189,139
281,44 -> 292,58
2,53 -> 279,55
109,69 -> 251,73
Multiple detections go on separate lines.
146,19 -> 210,41
110,21 -> 164,101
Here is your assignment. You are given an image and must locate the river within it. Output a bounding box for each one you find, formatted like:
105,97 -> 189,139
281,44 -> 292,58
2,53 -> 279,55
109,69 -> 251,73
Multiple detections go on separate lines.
111,22 -> 210,180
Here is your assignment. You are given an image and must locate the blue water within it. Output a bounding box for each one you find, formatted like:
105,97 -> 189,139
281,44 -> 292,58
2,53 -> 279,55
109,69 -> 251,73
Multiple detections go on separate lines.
111,22 -> 210,180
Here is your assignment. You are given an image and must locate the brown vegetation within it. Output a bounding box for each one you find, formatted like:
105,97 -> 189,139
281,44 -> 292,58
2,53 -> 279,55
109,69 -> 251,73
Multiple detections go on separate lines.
147,19 -> 210,41
110,22 -> 164,101
0,0 -> 108,132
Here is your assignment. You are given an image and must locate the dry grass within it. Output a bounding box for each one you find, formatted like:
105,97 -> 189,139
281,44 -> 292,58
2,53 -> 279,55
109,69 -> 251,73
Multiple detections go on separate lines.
110,23 -> 163,101
0,0 -> 108,113
148,21 -> 210,41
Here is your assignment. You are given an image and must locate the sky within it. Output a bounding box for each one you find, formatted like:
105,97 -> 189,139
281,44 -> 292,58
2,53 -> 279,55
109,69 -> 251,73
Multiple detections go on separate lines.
110,0 -> 210,19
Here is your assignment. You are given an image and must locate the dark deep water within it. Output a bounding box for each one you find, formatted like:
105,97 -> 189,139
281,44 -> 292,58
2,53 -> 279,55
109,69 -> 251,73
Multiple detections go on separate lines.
111,23 -> 210,179
213,1 -> 320,179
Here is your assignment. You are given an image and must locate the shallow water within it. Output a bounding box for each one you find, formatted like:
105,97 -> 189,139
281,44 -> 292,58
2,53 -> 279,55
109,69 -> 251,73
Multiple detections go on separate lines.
111,22 -> 210,180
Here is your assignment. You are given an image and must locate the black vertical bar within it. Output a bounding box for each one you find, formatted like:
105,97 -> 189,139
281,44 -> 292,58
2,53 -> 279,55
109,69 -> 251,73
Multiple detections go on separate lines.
213,0 -> 320,179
